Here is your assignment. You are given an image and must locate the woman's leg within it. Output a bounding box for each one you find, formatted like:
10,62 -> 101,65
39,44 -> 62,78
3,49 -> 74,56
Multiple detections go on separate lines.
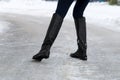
73,0 -> 89,44
33,0 -> 74,61
70,0 -> 89,60
73,0 -> 89,18
55,0 -> 74,18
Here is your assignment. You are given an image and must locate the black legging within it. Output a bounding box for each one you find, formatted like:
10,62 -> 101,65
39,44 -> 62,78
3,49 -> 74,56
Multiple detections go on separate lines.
55,0 -> 90,19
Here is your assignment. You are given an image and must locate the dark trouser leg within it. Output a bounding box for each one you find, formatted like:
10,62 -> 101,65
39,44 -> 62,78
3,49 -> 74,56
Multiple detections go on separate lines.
70,0 -> 89,60
55,0 -> 74,18
73,0 -> 90,19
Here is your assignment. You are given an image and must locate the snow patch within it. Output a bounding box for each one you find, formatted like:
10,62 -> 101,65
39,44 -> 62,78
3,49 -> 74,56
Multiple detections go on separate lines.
0,20 -> 10,33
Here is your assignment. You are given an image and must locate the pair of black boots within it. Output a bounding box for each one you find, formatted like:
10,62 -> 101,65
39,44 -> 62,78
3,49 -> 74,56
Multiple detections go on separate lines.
32,13 -> 87,61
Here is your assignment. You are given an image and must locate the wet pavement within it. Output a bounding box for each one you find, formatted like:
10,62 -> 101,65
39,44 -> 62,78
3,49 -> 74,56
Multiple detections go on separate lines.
0,13 -> 120,80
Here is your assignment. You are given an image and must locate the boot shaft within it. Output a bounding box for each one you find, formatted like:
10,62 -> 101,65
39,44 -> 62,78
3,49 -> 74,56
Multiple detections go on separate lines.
74,17 -> 87,50
41,13 -> 63,50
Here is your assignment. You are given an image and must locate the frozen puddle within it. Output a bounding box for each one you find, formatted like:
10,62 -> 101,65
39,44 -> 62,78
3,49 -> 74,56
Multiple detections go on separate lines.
0,20 -> 10,33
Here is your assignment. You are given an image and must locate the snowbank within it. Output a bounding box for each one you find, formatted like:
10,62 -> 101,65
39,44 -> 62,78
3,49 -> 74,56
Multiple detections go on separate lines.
85,2 -> 120,32
0,1 -> 120,32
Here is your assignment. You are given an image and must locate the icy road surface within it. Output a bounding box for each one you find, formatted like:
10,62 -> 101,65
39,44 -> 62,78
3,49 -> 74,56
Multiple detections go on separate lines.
0,13 -> 120,80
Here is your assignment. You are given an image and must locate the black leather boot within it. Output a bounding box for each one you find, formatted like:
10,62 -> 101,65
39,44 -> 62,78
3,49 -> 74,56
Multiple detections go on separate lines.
70,17 -> 87,61
32,13 -> 63,61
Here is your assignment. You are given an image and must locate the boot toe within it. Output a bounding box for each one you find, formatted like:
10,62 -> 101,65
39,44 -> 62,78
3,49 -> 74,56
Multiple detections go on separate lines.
32,54 -> 41,59
70,53 -> 79,58
32,51 -> 50,60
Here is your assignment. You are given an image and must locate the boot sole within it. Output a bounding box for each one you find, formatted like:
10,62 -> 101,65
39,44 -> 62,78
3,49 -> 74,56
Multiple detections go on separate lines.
32,56 -> 49,61
70,55 -> 87,61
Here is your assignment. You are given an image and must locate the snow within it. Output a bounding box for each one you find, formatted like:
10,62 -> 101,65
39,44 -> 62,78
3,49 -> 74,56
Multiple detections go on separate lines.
85,2 -> 120,32
0,20 -> 10,33
0,1 -> 120,80
0,1 -> 120,32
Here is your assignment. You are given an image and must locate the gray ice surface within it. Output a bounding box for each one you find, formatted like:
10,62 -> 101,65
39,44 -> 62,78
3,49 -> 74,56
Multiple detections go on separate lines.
0,13 -> 120,80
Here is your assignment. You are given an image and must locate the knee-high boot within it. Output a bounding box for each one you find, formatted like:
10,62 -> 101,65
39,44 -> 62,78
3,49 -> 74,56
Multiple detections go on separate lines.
32,13 -> 63,61
70,17 -> 87,60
